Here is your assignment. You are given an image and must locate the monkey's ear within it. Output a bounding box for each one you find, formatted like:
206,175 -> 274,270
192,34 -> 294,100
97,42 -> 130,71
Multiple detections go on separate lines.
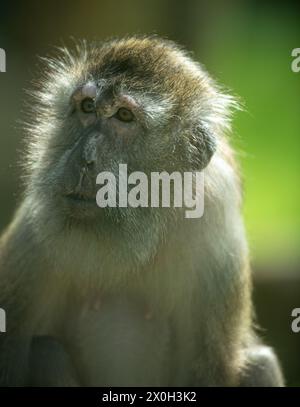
190,122 -> 217,169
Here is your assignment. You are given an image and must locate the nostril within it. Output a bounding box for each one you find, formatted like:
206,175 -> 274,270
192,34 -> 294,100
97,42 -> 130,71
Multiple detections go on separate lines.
85,160 -> 95,170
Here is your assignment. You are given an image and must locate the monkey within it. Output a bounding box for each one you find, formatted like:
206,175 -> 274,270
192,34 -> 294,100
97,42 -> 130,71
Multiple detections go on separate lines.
0,36 -> 284,387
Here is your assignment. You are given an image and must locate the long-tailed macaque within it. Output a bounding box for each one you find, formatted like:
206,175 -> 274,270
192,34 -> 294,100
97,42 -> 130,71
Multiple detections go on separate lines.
0,36 -> 284,386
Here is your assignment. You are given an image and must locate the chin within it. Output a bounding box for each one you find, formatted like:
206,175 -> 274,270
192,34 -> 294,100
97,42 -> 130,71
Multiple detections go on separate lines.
56,194 -> 102,224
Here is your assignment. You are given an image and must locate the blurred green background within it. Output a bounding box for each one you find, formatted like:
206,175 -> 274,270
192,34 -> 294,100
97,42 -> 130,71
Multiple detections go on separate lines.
0,0 -> 299,386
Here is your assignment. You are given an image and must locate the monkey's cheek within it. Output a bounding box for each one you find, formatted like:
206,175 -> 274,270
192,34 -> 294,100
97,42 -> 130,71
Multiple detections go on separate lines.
61,196 -> 104,221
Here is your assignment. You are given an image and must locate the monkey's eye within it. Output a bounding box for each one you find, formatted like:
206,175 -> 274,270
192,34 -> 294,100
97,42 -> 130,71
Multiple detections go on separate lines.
81,98 -> 95,114
115,107 -> 134,122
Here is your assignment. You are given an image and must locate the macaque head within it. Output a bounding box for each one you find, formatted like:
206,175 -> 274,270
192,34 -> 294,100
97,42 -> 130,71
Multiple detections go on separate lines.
25,36 -> 234,225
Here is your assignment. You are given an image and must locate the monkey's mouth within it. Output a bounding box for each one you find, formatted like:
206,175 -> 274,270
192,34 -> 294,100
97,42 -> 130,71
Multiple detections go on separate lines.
65,192 -> 97,205
63,191 -> 101,220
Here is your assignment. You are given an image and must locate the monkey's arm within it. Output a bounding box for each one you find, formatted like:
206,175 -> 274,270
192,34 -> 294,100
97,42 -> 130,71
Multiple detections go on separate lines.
0,207 -> 58,386
186,205 -> 284,387
239,345 -> 284,387
29,336 -> 80,386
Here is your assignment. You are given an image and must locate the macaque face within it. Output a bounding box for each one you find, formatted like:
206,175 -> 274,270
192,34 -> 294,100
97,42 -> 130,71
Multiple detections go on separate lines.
29,39 -> 216,223
57,80 -> 154,219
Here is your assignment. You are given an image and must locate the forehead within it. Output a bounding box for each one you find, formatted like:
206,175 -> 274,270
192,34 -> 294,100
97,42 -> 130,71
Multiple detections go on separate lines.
84,38 -> 200,96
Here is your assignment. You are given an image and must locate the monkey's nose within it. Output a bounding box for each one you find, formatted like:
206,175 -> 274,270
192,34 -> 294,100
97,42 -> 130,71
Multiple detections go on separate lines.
81,154 -> 95,172
85,160 -> 94,170
82,133 -> 98,169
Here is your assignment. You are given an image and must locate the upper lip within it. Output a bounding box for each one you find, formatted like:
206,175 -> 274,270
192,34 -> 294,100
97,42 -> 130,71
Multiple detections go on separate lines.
65,191 -> 96,203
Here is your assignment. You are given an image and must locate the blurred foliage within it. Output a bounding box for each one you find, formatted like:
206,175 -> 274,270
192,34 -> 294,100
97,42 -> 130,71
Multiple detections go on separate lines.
204,6 -> 300,264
